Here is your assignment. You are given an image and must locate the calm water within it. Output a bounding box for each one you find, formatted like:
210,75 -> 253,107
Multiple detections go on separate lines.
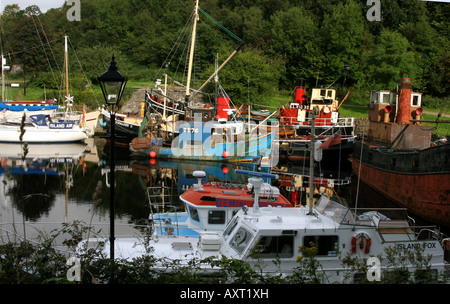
0,137 -> 446,247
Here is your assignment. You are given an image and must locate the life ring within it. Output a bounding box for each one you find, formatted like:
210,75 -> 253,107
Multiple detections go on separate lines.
351,232 -> 371,254
443,238 -> 450,251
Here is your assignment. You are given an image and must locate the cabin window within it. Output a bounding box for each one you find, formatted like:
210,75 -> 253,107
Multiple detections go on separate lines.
382,93 -> 391,104
223,217 -> 239,240
327,90 -> 333,98
185,140 -> 203,146
411,95 -> 421,107
303,235 -> 338,256
188,206 -> 200,222
208,210 -> 226,225
230,227 -> 253,254
251,235 -> 294,259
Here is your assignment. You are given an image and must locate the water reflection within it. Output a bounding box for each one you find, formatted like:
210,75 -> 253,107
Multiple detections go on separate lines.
0,139 -> 446,246
1,142 -> 88,220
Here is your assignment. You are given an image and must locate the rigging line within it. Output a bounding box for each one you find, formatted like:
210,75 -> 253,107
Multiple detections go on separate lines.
67,36 -> 101,108
3,38 -> 61,56
36,14 -> 62,78
198,7 -> 242,42
354,133 -> 365,222
153,11 -> 195,86
198,19 -> 228,42
30,15 -> 60,91
173,33 -> 190,81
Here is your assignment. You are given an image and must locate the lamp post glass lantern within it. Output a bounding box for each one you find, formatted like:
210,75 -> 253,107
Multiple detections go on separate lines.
98,55 -> 127,107
98,55 -> 127,261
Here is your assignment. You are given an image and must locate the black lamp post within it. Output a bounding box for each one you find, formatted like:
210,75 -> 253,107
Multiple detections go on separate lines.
98,55 -> 127,260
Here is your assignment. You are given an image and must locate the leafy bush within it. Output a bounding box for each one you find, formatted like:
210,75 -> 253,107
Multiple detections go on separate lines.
0,221 -> 447,284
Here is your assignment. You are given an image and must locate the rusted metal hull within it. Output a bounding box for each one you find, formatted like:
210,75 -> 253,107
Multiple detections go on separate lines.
352,141 -> 450,228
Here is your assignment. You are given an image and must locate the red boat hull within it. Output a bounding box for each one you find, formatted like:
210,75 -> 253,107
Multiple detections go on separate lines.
352,159 -> 450,228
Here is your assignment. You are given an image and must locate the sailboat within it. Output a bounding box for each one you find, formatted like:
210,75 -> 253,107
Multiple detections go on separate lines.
58,35 -> 100,137
0,36 -> 89,143
0,54 -> 60,120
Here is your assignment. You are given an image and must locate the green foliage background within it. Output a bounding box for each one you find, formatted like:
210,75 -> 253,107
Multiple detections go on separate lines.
0,0 -> 448,109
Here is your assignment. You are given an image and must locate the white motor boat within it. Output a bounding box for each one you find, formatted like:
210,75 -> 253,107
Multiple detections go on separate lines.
77,173 -> 448,283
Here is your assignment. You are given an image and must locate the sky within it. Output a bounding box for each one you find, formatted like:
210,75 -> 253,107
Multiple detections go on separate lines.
0,0 -> 66,14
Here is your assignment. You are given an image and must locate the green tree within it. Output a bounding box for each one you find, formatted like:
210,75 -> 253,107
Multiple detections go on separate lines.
1,6 -> 62,81
319,0 -> 366,87
208,48 -> 282,103
361,29 -> 421,90
71,44 -> 131,84
268,6 -> 322,88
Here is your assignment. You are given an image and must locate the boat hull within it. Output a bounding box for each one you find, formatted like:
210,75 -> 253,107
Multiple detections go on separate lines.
352,142 -> 450,228
0,126 -> 88,143
100,111 -> 142,144
278,135 -> 355,162
130,132 -> 275,163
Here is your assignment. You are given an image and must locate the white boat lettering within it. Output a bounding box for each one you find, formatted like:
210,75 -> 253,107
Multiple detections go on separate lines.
183,127 -> 199,134
116,120 -> 131,127
49,123 -> 74,129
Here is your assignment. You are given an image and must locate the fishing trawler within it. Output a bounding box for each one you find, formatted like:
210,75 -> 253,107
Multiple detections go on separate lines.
128,0 -> 276,163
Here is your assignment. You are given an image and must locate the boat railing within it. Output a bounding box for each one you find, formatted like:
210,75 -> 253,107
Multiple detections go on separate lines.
146,186 -> 186,235
350,207 -> 443,242
280,116 -> 355,127
146,186 -> 181,213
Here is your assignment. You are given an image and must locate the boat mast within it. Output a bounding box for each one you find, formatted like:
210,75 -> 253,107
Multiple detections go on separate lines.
185,0 -> 199,104
64,35 -> 71,116
1,54 -> 4,103
163,73 -> 168,119
65,36 -> 69,100
308,108 -> 317,215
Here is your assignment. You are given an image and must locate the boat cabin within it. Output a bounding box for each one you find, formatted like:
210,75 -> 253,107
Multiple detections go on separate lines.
193,195 -> 445,282
368,78 -> 429,149
179,170 -> 291,232
184,104 -> 215,122
282,87 -> 339,126
369,89 -> 423,123
80,193 -> 446,283
176,119 -> 246,157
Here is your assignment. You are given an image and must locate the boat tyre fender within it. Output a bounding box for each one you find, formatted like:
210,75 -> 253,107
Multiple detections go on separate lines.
287,144 -> 294,156
351,232 -> 371,254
